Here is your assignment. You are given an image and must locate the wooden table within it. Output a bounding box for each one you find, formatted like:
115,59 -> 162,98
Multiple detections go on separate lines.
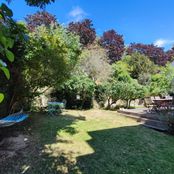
153,99 -> 173,109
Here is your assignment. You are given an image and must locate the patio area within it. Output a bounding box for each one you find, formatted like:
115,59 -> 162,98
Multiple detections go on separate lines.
118,108 -> 160,120
118,108 -> 168,131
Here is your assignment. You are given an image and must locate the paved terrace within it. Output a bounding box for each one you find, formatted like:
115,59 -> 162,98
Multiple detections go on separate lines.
118,108 -> 168,131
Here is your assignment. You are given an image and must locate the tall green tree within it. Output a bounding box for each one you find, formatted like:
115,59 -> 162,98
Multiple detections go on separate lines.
150,64 -> 174,96
112,60 -> 132,82
24,25 -> 81,100
124,53 -> 156,78
123,53 -> 156,84
79,42 -> 112,83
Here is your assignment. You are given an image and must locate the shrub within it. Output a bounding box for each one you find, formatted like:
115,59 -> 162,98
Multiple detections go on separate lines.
121,81 -> 146,108
23,25 -> 81,109
150,64 -> 174,97
123,53 -> 156,79
95,83 -> 111,108
112,61 -> 132,82
54,74 -> 96,109
95,80 -> 146,109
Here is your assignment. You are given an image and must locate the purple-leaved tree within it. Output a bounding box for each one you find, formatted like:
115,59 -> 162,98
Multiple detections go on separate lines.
99,29 -> 125,64
25,11 -> 57,32
68,19 -> 96,47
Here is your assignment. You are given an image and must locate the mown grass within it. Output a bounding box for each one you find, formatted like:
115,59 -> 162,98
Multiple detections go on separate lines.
1,109 -> 174,174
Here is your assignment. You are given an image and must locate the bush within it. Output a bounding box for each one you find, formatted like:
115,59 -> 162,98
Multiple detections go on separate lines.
150,64 -> 174,96
95,83 -> 110,107
112,61 -> 132,82
120,81 -> 146,108
95,80 -> 146,109
54,74 -> 96,109
23,25 -> 81,110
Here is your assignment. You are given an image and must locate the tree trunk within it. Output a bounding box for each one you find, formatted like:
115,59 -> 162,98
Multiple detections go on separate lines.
125,100 -> 129,108
106,97 -> 111,109
128,100 -> 132,108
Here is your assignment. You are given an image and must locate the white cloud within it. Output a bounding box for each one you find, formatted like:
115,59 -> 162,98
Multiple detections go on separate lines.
68,6 -> 87,22
154,39 -> 174,47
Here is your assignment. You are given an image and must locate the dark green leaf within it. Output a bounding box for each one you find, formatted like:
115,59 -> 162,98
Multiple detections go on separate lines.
0,93 -> 4,103
1,3 -> 13,17
5,49 -> 14,62
6,38 -> 14,48
0,36 -> 6,47
0,67 -> 10,79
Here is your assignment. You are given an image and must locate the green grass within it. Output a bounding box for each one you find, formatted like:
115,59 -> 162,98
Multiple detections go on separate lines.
1,109 -> 174,174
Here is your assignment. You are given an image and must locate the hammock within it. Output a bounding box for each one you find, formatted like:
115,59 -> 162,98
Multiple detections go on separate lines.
0,112 -> 28,128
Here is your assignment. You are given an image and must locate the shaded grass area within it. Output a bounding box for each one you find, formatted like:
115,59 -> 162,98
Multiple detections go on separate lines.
1,109 -> 174,174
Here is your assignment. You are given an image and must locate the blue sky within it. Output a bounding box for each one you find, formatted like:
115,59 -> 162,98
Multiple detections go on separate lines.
2,0 -> 174,50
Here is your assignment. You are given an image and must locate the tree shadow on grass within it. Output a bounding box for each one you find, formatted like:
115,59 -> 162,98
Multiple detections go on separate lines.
76,126 -> 174,174
1,113 -> 174,174
27,120 -> 174,174
0,112 -> 86,174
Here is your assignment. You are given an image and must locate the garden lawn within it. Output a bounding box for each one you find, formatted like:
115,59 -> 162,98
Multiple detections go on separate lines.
1,109 -> 174,174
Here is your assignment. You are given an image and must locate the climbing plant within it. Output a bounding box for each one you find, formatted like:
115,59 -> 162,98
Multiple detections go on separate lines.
0,3 -> 15,102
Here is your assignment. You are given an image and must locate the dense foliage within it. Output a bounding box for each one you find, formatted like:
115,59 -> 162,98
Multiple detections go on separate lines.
117,81 -> 146,108
2,1 -> 174,113
79,42 -> 112,83
123,52 -> 156,80
54,74 -> 95,109
7,0 -> 56,8
96,80 -> 146,109
112,61 -> 132,82
0,3 -> 27,115
0,3 -> 17,103
149,64 -> 174,96
166,47 -> 174,62
25,11 -> 57,32
100,29 -> 125,63
26,0 -> 56,7
127,43 -> 174,65
68,19 -> 96,47
24,25 -> 81,98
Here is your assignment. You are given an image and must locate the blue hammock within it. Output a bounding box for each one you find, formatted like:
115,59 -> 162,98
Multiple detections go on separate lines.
0,112 -> 28,128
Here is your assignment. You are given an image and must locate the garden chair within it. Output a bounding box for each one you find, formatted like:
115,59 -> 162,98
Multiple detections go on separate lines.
144,98 -> 156,112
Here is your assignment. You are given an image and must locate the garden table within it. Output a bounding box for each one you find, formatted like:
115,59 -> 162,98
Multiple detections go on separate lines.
153,99 -> 173,109
47,102 -> 65,116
